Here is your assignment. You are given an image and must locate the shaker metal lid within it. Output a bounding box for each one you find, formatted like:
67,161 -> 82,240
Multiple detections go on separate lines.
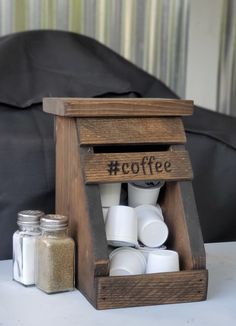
17,210 -> 44,224
40,214 -> 68,230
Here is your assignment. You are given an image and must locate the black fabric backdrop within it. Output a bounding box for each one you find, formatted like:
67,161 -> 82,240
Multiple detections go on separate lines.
0,30 -> 236,260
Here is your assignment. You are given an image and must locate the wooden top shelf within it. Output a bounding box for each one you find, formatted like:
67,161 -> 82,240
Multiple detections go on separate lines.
43,98 -> 193,118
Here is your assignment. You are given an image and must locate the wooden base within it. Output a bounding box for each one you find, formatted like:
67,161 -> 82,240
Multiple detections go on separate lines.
93,269 -> 208,310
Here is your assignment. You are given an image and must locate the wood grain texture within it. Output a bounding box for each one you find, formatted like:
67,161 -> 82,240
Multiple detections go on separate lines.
55,117 -> 109,303
95,270 -> 208,309
77,117 -> 186,145
43,98 -> 193,117
83,150 -> 193,183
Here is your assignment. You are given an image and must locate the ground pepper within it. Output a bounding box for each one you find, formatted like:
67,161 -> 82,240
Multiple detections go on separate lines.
36,214 -> 74,294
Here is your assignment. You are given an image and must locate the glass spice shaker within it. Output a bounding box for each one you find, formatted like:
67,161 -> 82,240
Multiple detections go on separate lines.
35,214 -> 75,294
13,210 -> 44,286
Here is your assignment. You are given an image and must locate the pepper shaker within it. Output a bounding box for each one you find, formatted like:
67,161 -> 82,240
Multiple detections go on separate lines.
13,210 -> 44,286
35,214 -> 75,293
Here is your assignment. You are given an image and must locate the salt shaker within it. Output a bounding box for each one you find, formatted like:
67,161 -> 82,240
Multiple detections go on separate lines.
35,214 -> 75,294
13,210 -> 44,286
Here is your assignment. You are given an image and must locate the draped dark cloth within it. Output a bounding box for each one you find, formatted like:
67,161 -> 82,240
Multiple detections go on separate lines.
0,30 -> 235,259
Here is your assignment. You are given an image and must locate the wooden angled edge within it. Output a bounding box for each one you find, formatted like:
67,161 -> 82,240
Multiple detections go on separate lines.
83,182 -> 110,277
43,98 -> 193,117
94,269 -> 208,310
160,181 -> 206,270
178,181 -> 206,269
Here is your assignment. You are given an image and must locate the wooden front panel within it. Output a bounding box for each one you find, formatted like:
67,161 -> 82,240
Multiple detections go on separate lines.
83,150 -> 193,183
43,98 -> 193,117
77,117 -> 186,145
95,270 -> 208,309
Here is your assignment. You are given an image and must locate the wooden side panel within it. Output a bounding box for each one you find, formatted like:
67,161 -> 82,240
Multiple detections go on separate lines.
55,117 -> 109,303
83,181 -> 110,277
160,181 -> 206,270
95,270 -> 208,309
43,98 -> 193,117
77,117 -> 186,145
179,182 -> 206,269
83,150 -> 193,183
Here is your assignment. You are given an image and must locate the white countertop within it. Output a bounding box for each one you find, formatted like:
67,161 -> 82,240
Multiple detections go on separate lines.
0,242 -> 236,326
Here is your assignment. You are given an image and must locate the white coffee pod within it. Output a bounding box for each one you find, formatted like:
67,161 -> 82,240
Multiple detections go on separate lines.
135,204 -> 168,247
146,249 -> 179,273
99,183 -> 121,207
137,245 -> 167,261
128,181 -> 164,207
105,205 -> 137,247
135,204 -> 164,220
109,247 -> 146,276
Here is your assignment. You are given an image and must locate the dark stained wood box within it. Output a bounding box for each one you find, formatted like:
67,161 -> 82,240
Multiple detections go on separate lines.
43,98 -> 208,309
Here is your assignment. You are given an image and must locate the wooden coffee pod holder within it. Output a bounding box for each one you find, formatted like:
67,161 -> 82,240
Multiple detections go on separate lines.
43,98 -> 208,310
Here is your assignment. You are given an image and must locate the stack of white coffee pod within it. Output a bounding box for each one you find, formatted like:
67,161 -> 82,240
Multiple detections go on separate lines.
99,181 -> 180,276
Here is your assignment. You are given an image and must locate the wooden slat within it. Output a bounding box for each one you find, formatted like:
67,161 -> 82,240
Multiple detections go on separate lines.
95,270 -> 208,309
43,98 -> 193,117
83,150 -> 193,183
78,117 -> 186,145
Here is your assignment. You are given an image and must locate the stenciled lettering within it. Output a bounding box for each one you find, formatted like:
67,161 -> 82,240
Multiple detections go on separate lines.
155,161 -> 163,173
164,161 -> 172,172
131,162 -> 139,174
107,156 -> 172,177
122,162 -> 129,174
